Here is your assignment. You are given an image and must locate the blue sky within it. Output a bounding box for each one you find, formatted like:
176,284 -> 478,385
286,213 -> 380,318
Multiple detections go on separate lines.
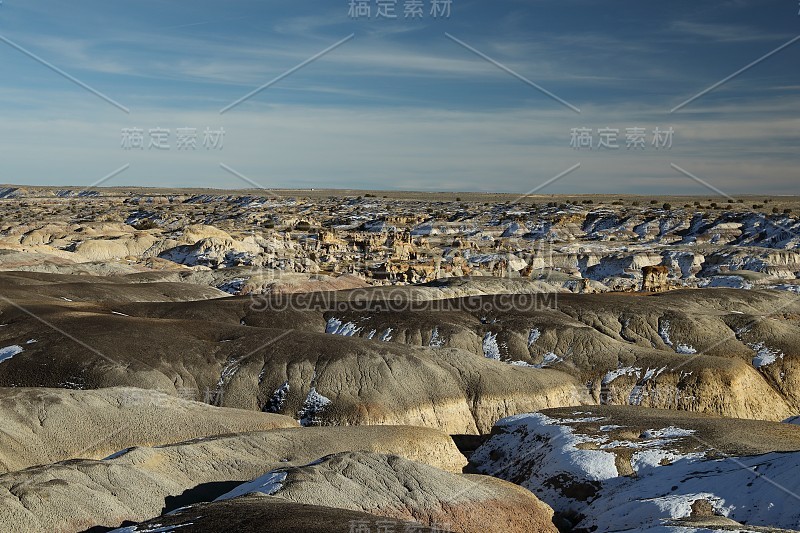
0,0 -> 798,194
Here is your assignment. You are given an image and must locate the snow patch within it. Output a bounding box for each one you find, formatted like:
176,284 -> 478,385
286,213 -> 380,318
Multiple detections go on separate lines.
472,414 -> 800,531
215,471 -> 287,501
325,317 -> 361,336
429,327 -> 445,348
264,381 -> 289,413
658,319 -> 673,347
0,345 -> 23,364
749,342 -> 784,369
470,413 -> 617,512
641,426 -> 696,439
528,328 -> 541,346
297,387 -> 331,426
482,332 -> 501,360
602,366 -> 641,385
534,352 -> 562,368
217,278 -> 247,295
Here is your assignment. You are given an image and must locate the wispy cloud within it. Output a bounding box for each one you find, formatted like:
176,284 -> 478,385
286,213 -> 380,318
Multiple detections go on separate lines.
0,0 -> 796,192
669,21 -> 789,43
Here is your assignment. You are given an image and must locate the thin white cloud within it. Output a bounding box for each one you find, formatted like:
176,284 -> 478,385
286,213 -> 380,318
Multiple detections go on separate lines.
668,21 -> 790,43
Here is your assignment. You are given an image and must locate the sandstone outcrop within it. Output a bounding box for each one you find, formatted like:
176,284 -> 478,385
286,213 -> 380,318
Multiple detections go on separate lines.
641,264 -> 669,292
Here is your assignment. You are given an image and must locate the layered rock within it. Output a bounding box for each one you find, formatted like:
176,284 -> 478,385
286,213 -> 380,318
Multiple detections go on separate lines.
0,387 -> 298,473
214,452 -> 557,533
0,426 -> 466,532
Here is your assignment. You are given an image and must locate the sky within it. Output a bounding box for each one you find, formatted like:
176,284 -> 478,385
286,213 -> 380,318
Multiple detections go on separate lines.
0,0 -> 798,195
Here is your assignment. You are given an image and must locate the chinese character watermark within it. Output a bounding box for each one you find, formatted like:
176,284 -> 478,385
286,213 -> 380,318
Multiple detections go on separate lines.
203,387 -> 224,406
348,520 -> 452,533
176,387 -> 199,401
348,0 -> 452,19
121,127 -> 225,150
570,126 -> 674,150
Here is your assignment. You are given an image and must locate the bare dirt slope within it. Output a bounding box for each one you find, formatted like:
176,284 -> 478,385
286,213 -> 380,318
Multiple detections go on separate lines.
0,386 -> 297,473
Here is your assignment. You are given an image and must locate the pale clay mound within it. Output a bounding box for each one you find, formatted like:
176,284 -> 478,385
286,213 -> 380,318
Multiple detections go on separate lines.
0,270 -> 228,303
0,425 -> 466,533
214,451 -> 557,533
0,387 -> 298,473
316,287 -> 800,422
3,273 -> 800,430
0,292 -> 587,435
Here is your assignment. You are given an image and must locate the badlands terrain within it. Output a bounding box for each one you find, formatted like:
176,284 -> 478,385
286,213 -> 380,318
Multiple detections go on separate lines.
0,187 -> 800,532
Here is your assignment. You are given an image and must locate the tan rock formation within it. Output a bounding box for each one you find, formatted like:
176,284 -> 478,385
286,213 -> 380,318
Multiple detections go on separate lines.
220,452 -> 557,533
642,264 -> 669,292
0,387 -> 298,473
0,426 -> 466,532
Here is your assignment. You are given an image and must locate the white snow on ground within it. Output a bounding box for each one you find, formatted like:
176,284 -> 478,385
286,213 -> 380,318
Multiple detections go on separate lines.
297,387 -> 332,426
628,385 -> 647,406
659,319 -> 673,347
217,278 -> 246,295
429,327 -> 445,348
470,413 -> 617,511
482,332 -> 501,360
602,366 -> 667,405
533,352 -> 562,368
216,358 -> 242,392
380,328 -> 393,342
111,311 -> 130,317
265,381 -> 290,413
698,276 -> 753,290
675,344 -> 697,355
629,448 -> 703,473
528,328 -> 541,346
641,367 -> 666,382
628,367 -> 667,406
214,471 -> 288,501
769,284 -> 800,294
748,341 -> 784,369
501,221 -> 527,238
602,366 -> 641,385
641,427 -> 696,439
112,524 -> 193,533
410,223 -> 438,236
325,317 -> 361,336
583,452 -> 800,531
471,413 -> 800,532
0,345 -> 22,364
659,320 -> 696,354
